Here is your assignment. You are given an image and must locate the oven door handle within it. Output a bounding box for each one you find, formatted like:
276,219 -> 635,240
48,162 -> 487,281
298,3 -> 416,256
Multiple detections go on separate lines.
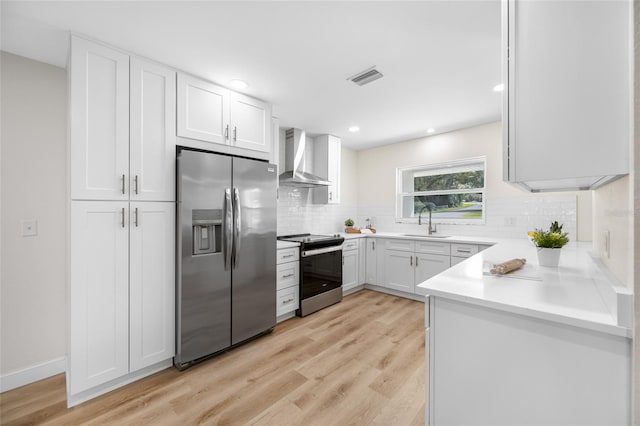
302,246 -> 342,257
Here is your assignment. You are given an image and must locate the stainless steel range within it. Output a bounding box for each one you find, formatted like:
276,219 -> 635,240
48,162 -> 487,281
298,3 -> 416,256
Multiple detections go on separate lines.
278,234 -> 345,316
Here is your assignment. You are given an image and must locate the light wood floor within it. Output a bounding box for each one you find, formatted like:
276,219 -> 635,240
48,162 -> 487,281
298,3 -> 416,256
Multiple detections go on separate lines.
1,289 -> 426,425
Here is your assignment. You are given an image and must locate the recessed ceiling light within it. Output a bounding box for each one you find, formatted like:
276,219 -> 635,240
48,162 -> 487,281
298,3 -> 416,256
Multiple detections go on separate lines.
493,83 -> 504,92
349,126 -> 360,133
427,128 -> 435,134
230,79 -> 249,90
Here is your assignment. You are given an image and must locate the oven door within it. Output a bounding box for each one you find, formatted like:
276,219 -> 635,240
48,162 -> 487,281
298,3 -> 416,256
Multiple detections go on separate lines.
300,246 -> 343,299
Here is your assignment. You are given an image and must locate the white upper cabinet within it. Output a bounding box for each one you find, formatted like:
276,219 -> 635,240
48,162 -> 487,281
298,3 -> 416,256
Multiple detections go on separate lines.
129,202 -> 175,371
130,58 -> 176,201
177,73 -> 229,145
312,134 -> 341,204
70,36 -> 176,201
70,37 -> 129,200
503,0 -> 630,191
229,91 -> 271,153
177,73 -> 272,158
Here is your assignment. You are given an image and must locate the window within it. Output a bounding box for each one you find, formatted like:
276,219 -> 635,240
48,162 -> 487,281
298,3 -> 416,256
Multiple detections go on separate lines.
396,157 -> 486,223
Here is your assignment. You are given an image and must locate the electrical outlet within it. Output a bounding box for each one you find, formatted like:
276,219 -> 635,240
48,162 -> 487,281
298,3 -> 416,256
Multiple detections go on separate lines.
604,230 -> 611,259
21,220 -> 38,237
504,216 -> 516,226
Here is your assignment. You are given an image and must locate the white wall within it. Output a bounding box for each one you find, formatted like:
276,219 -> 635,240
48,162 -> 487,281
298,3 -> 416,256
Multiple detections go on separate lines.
1,52 -> 67,385
355,122 -> 592,241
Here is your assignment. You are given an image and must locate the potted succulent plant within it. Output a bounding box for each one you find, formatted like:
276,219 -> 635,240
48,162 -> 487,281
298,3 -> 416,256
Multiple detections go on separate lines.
528,221 -> 569,267
344,218 -> 355,231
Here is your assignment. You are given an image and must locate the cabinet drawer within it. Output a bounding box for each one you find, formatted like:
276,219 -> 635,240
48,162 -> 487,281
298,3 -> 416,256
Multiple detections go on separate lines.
386,239 -> 415,252
276,262 -> 299,291
451,244 -> 478,258
276,286 -> 299,316
342,240 -> 359,251
415,241 -> 450,256
277,247 -> 299,264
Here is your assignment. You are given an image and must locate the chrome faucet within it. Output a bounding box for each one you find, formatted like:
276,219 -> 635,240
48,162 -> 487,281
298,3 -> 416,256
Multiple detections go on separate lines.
418,203 -> 437,235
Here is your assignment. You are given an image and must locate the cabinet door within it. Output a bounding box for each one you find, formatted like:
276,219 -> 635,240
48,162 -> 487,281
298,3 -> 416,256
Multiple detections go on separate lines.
365,239 -> 378,285
415,253 -> 451,296
69,201 -> 129,394
358,239 -> 367,285
130,58 -> 176,202
177,73 -> 229,145
324,136 -> 341,204
342,250 -> 358,292
384,249 -> 414,293
129,202 -> 175,372
229,91 -> 271,153
505,0 -> 629,184
70,37 -> 129,200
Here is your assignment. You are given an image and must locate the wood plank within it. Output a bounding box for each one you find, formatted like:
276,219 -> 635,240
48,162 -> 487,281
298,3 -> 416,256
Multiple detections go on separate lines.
0,290 -> 426,425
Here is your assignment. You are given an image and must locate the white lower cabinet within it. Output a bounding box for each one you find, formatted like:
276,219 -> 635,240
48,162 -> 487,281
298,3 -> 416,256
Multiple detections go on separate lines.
69,201 -> 174,396
129,202 -> 175,371
342,246 -> 359,292
384,250 -> 415,293
414,253 -> 450,294
69,201 -> 130,394
358,239 -> 366,285
426,296 -> 631,425
276,246 -> 299,320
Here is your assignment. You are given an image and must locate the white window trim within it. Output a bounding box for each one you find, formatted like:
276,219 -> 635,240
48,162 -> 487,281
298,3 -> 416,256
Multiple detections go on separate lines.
395,156 -> 487,225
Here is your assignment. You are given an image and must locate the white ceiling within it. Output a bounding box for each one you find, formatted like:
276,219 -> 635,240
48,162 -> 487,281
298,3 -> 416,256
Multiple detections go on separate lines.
1,1 -> 502,150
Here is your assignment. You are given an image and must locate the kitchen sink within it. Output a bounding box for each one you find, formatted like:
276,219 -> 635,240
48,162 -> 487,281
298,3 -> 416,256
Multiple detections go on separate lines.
402,234 -> 450,239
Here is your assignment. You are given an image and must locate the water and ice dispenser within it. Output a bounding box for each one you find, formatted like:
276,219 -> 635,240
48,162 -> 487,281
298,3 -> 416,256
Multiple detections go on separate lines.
192,209 -> 222,255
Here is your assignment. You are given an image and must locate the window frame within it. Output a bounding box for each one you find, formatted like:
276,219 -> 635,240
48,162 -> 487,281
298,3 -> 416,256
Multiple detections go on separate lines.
395,156 -> 487,225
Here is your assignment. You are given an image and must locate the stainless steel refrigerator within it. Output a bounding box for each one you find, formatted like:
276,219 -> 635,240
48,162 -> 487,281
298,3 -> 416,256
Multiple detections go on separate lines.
175,147 -> 277,369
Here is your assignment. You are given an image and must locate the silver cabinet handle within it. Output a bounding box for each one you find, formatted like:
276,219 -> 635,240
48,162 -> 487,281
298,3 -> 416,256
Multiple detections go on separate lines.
225,124 -> 229,140
458,249 -> 471,253
134,207 -> 139,227
134,175 -> 139,195
233,126 -> 237,141
121,174 -> 126,194
410,256 -> 413,266
121,207 -> 125,228
282,254 -> 294,258
223,189 -> 233,271
416,256 -> 419,266
342,256 -> 345,265
282,273 -> 294,278
232,188 -> 241,268
329,191 -> 332,201
282,298 -> 294,304
372,241 -> 375,251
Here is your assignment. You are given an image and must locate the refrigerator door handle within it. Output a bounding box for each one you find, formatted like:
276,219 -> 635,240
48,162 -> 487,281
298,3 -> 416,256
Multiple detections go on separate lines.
224,188 -> 233,271
232,188 -> 242,268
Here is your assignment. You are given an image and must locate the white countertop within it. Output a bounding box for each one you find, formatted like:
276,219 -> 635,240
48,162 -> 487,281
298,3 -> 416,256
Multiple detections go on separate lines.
340,231 -> 496,245
416,238 -> 632,338
277,240 -> 300,249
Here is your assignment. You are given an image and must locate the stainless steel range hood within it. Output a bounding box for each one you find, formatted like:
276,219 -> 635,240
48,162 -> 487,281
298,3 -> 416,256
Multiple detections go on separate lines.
279,128 -> 330,187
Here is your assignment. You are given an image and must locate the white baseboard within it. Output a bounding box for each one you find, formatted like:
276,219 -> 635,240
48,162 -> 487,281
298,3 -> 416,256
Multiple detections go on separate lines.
0,356 -> 66,393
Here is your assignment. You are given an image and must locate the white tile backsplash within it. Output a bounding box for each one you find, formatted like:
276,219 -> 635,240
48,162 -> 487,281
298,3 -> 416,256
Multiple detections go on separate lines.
278,189 -> 578,242
355,195 -> 577,240
277,186 -> 357,235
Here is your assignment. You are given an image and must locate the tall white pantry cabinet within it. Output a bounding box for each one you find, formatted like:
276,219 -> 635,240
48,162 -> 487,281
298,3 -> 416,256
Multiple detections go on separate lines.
68,36 -> 175,405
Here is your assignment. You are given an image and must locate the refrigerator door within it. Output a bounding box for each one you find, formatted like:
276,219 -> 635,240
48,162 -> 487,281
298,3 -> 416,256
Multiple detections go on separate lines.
231,158 -> 277,345
176,148 -> 232,367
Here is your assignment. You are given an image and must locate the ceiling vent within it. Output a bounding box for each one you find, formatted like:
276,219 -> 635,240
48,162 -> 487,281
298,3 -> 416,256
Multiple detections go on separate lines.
348,66 -> 383,86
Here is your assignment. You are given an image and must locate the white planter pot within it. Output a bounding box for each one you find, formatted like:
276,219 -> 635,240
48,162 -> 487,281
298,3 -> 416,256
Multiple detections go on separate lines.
537,247 -> 561,267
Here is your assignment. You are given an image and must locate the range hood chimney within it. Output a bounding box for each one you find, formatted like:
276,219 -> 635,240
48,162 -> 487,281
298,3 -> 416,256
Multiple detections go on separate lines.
279,128 -> 330,187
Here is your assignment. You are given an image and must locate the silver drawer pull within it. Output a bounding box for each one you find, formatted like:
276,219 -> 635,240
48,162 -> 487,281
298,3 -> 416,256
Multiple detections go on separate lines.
282,254 -> 294,258
282,298 -> 294,304
458,249 -> 471,253
282,273 -> 294,278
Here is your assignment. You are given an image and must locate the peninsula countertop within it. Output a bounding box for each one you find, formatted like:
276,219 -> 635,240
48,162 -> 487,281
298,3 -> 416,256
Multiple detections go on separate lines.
415,238 -> 632,338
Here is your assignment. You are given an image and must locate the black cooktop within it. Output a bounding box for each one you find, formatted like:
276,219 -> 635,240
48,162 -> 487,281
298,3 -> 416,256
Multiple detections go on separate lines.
278,233 -> 344,249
